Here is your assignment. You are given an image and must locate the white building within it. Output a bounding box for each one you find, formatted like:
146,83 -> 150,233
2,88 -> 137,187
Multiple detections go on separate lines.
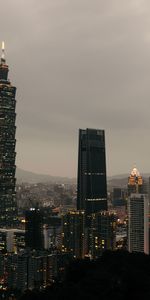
128,194 -> 149,254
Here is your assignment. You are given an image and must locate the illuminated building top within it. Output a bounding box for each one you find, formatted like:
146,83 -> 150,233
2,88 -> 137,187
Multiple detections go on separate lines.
128,166 -> 143,195
130,167 -> 140,177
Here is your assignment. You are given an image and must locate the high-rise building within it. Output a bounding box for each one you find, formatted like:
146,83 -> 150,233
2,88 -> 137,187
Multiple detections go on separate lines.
3,251 -> 57,291
128,194 -> 149,254
77,128 -> 107,216
43,216 -> 61,251
61,210 -> 85,259
0,42 -> 17,227
88,211 -> 117,258
25,208 -> 44,250
112,188 -> 126,207
128,167 -> 143,196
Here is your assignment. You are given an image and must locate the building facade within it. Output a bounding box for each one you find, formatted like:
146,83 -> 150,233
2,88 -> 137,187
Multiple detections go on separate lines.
88,211 -> 117,258
61,210 -> 85,259
0,43 -> 17,226
25,208 -> 44,250
2,251 -> 58,291
128,194 -> 149,254
77,128 -> 107,216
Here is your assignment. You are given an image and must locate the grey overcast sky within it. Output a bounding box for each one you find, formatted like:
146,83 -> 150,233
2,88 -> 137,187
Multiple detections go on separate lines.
1,0 -> 150,177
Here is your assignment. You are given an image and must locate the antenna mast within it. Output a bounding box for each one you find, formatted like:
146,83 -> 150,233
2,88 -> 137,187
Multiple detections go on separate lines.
1,41 -> 5,63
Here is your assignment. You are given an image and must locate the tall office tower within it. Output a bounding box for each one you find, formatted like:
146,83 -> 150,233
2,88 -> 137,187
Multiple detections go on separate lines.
128,194 -> 149,254
61,210 -> 85,259
88,211 -> 117,259
0,42 -> 17,227
128,167 -> 143,196
77,128 -> 107,216
25,208 -> 44,250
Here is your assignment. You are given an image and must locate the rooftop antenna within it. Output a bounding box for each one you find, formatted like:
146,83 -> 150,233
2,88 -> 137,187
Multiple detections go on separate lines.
1,41 -> 5,63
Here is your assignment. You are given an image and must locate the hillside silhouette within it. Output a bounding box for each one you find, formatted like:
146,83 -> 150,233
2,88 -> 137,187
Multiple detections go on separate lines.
20,250 -> 150,300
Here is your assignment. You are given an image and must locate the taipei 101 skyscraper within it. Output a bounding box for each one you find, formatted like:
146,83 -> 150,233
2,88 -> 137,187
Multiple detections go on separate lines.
0,42 -> 17,227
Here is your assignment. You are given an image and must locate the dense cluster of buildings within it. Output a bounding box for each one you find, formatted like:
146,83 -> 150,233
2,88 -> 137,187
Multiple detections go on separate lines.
0,44 -> 150,296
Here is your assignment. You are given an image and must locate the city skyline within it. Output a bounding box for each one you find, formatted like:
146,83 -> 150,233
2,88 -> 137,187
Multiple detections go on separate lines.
0,2 -> 149,297
1,1 -> 150,177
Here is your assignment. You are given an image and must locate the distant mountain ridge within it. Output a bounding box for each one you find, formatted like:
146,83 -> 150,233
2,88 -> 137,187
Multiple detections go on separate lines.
16,168 -> 76,184
16,168 -> 150,185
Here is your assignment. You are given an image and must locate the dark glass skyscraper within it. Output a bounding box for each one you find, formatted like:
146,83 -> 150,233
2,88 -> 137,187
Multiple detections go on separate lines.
25,208 -> 44,250
0,43 -> 17,227
77,128 -> 107,215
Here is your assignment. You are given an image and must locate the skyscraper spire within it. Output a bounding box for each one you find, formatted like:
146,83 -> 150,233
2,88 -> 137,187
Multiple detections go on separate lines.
0,41 -> 8,81
1,41 -> 6,63
130,166 -> 140,177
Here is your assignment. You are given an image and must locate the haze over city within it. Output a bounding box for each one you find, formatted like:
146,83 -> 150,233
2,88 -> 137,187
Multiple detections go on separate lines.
1,0 -> 150,177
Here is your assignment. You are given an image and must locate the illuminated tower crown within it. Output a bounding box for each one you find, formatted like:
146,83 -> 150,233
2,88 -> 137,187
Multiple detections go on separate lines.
128,166 -> 143,195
